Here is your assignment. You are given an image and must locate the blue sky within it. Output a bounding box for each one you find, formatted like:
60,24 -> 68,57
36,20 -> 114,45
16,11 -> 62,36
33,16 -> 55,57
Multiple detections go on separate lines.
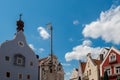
0,0 -> 120,80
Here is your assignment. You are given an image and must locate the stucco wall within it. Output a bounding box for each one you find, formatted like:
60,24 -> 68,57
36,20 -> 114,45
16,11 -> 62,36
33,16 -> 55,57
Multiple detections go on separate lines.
0,31 -> 38,80
84,56 -> 99,80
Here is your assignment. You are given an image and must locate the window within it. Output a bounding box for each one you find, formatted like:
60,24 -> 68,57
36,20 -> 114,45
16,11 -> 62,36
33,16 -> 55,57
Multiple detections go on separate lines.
88,62 -> 89,67
106,69 -> 111,75
59,68 -> 61,71
89,69 -> 91,75
5,56 -> 10,61
109,53 -> 116,63
17,57 -> 23,65
18,74 -> 22,79
116,66 -> 120,74
14,54 -> 25,66
30,62 -> 33,66
87,71 -> 88,76
6,72 -> 10,78
27,74 -> 30,80
50,69 -> 52,73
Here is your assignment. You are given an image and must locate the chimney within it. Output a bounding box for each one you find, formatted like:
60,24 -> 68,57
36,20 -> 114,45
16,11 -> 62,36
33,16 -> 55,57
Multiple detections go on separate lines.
87,53 -> 91,61
100,54 -> 103,61
87,53 -> 91,57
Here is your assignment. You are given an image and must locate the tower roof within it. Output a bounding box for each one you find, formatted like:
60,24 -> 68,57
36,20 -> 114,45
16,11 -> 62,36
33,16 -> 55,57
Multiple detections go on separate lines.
16,14 -> 24,32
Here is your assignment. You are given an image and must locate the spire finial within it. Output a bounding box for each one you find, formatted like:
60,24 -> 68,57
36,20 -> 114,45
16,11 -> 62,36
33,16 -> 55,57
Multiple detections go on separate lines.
19,14 -> 22,20
16,14 -> 24,32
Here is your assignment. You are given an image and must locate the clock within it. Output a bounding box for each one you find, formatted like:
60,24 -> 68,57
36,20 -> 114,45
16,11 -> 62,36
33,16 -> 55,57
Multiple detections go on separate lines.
18,41 -> 24,47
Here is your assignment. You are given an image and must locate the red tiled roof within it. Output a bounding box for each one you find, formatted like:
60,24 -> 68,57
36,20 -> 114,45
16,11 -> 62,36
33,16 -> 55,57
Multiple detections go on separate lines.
93,59 -> 101,65
92,59 -> 102,68
81,62 -> 86,73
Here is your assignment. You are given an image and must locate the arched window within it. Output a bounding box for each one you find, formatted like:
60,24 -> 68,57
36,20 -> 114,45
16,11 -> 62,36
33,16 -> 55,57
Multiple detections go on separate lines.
14,54 -> 25,66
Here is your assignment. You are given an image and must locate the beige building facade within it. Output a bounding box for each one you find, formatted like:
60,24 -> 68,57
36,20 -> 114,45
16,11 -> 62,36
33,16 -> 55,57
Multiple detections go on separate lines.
70,68 -> 78,80
83,53 -> 101,80
39,54 -> 64,80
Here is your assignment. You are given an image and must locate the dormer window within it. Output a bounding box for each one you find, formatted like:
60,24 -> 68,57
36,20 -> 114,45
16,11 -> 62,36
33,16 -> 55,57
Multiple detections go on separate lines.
109,53 -> 116,63
14,54 -> 25,66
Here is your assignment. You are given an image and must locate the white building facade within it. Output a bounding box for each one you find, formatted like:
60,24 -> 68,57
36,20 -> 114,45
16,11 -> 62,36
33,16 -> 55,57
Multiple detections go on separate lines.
0,16 -> 39,80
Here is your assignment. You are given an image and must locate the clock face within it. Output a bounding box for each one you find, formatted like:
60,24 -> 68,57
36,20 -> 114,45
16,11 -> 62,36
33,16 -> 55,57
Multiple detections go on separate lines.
18,41 -> 24,47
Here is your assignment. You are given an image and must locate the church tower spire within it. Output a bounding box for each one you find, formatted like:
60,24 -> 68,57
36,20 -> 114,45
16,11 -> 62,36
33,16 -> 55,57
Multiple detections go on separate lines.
16,14 -> 24,32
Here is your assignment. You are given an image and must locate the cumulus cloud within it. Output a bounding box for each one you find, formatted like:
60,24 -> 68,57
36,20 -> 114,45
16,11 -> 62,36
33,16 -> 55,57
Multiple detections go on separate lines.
83,39 -> 92,46
73,20 -> 80,25
29,44 -> 36,50
37,27 -> 50,40
39,48 -> 45,53
65,40 -> 102,61
82,6 -> 120,44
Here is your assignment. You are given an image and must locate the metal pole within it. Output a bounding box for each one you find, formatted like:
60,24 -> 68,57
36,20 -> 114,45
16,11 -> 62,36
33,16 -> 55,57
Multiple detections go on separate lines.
50,25 -> 53,59
47,23 -> 53,63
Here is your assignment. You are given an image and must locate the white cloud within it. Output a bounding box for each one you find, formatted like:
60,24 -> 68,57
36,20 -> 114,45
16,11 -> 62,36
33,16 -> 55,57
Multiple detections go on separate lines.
65,72 -> 71,76
61,63 -> 71,67
39,48 -> 45,53
69,38 -> 74,42
82,6 -> 120,44
65,72 -> 71,80
73,20 -> 79,25
29,44 -> 36,50
37,27 -> 50,40
65,40 -> 102,61
83,39 -> 92,46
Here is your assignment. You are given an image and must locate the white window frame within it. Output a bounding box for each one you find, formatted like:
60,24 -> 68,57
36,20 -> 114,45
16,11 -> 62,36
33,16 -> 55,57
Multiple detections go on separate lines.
14,54 -> 25,66
109,53 -> 116,63
114,64 -> 120,74
104,66 -> 112,76
17,57 -> 23,65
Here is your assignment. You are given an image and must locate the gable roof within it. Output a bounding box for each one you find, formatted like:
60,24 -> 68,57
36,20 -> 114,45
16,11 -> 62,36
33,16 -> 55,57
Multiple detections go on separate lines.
92,59 -> 102,68
80,62 -> 86,73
